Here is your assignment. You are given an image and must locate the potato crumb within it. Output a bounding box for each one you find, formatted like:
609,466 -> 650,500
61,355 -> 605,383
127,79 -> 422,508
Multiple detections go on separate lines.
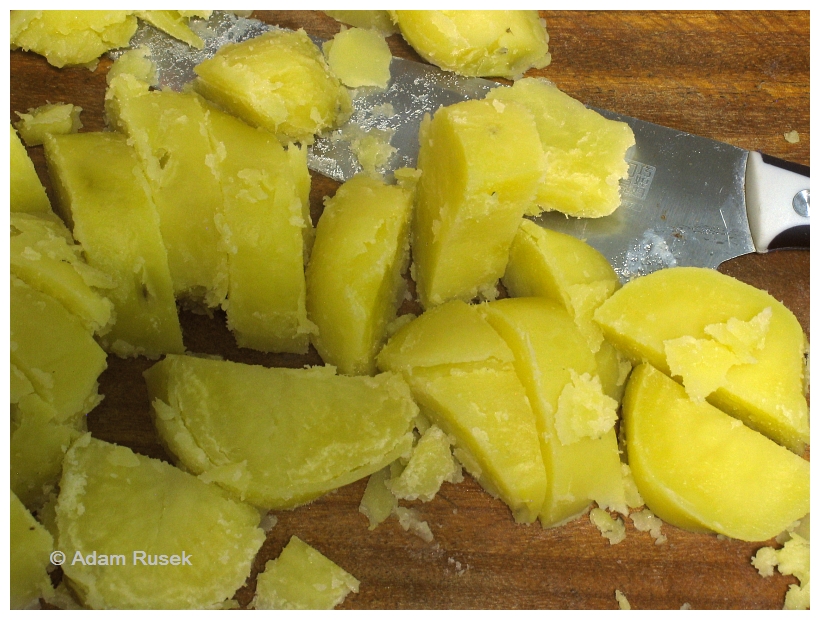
621,463 -> 645,509
394,506 -> 434,543
752,531 -> 810,610
784,130 -> 800,144
680,603 -> 692,610
615,589 -> 631,610
555,371 -> 618,445
630,508 -> 667,545
590,507 -> 626,545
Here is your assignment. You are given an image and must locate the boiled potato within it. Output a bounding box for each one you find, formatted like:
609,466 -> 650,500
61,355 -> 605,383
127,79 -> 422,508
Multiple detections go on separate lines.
10,492 -> 54,609
480,297 -> 626,527
388,424 -> 462,502
488,78 -> 635,217
253,536 -> 359,610
622,363 -> 810,541
56,434 -> 266,609
322,27 -> 392,89
144,355 -> 418,510
324,10 -> 398,35
10,124 -> 51,214
391,10 -> 550,79
412,98 -> 545,308
14,102 -> 83,146
306,175 -> 412,375
107,85 -> 229,309
43,131 -> 184,358
594,266 -> 809,453
194,28 -> 352,145
378,300 -> 546,523
207,106 -> 314,353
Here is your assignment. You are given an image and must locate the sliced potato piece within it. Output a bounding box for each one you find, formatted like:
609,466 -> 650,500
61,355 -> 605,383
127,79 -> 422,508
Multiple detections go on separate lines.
594,266 -> 809,453
206,106 -> 314,353
10,212 -> 114,336
10,124 -> 51,214
10,277 -> 107,423
388,424 -> 462,502
57,434 -> 265,609
194,28 -> 352,145
487,78 -> 635,217
144,355 -> 418,510
14,102 -> 83,146
306,174 -> 412,375
622,363 -> 810,541
391,10 -> 550,79
44,131 -> 184,358
11,491 -> 55,609
322,27 -> 392,89
253,536 -> 360,610
480,297 -> 626,527
106,87 -> 229,308
324,10 -> 398,35
412,99 -> 545,307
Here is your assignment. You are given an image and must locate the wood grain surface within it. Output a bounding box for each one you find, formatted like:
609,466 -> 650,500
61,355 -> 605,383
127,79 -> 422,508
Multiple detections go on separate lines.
10,10 -> 809,610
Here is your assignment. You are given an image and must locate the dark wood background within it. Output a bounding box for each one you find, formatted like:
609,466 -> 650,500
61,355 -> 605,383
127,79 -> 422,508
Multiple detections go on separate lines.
10,11 -> 809,609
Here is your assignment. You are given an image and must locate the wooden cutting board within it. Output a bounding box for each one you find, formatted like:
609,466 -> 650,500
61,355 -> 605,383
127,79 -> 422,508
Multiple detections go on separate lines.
10,10 -> 809,610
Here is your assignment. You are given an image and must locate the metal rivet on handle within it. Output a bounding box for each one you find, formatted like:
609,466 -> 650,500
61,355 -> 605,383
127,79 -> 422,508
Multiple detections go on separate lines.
792,189 -> 810,218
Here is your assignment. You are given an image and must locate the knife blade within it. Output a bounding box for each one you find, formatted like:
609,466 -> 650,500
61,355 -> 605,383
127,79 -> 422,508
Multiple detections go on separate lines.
121,11 -> 810,281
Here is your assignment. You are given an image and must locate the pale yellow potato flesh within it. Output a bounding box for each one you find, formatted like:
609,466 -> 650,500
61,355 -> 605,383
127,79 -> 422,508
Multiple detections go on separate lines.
480,297 -> 626,526
359,467 -> 397,530
377,300 -> 545,523
194,28 -> 352,145
144,355 -> 419,510
307,175 -> 413,375
594,266 -> 809,453
391,10 -> 550,79
10,124 -> 51,214
14,102 -> 83,146
412,98 -> 545,308
388,424 -> 462,502
10,277 -> 107,424
622,363 -> 810,541
324,10 -> 398,35
10,212 -> 114,336
106,86 -> 229,308
253,536 -> 360,610
488,78 -> 635,217
322,27 -> 392,89
503,218 -> 630,400
206,106 -> 314,353
377,299 -> 516,372
43,131 -> 184,358
134,11 -> 208,49
10,492 -> 55,609
56,434 -> 266,609
11,10 -> 138,68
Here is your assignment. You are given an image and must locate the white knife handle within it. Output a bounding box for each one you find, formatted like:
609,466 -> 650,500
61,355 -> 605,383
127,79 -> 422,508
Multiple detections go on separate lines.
745,151 -> 810,252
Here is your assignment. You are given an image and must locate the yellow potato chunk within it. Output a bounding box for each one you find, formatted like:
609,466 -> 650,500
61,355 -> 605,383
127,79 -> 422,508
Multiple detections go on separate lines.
306,175 -> 413,375
10,124 -> 51,214
622,363 -> 810,541
487,78 -> 635,218
107,86 -> 229,308
135,11 -> 208,49
10,277 -> 107,423
44,131 -> 184,358
324,10 -> 398,35
144,355 -> 419,510
377,299 -> 515,372
194,29 -> 352,145
12,395 -> 81,509
378,300 -> 546,523
594,266 -> 809,453
480,297 -> 626,527
388,424 -> 462,502
323,27 -> 392,89
11,492 -> 55,609
412,99 -> 545,308
14,103 -> 83,146
11,10 -> 138,68
503,219 -> 630,400
253,536 -> 360,610
207,107 -> 314,353
11,212 -> 114,336
56,434 -> 266,609
391,10 -> 550,79
359,467 -> 397,530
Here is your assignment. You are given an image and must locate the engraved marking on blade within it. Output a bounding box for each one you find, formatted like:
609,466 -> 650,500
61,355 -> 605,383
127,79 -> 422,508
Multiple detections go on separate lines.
620,160 -> 656,200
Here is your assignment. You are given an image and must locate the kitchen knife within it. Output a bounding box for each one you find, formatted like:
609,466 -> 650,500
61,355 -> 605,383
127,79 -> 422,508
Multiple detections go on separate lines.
122,11 -> 810,281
